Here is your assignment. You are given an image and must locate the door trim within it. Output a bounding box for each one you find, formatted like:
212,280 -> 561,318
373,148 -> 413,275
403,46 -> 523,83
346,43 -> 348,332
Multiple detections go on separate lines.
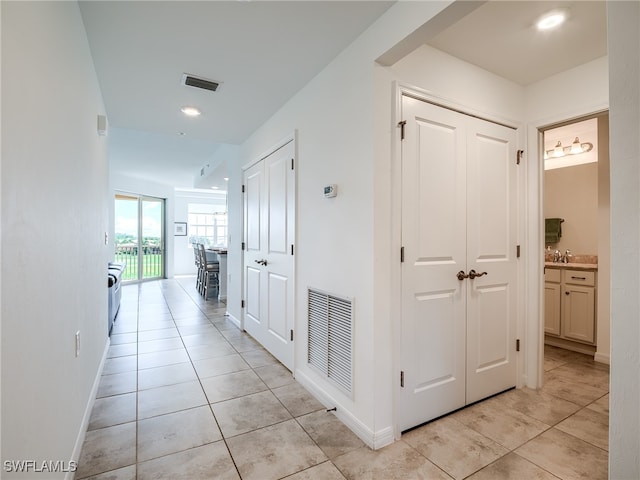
530,107 -> 610,386
391,82 -> 524,439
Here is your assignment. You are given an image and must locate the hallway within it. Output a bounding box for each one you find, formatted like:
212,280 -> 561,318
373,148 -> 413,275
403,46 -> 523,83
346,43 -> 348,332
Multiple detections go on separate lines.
76,278 -> 609,479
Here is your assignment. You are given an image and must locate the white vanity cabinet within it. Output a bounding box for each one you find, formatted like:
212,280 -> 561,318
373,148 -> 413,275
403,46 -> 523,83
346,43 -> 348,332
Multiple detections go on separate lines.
544,268 -> 562,336
561,269 -> 596,344
545,266 -> 597,349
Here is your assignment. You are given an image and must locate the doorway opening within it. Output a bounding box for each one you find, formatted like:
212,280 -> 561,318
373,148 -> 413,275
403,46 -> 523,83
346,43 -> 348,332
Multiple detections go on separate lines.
114,193 -> 166,282
540,111 -> 610,368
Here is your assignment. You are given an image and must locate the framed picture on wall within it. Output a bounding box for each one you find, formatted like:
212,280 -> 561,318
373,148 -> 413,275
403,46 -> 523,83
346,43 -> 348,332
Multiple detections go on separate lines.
174,222 -> 187,236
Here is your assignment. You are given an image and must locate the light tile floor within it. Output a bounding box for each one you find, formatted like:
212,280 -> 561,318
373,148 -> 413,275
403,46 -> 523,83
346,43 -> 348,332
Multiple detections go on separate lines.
76,278 -> 609,479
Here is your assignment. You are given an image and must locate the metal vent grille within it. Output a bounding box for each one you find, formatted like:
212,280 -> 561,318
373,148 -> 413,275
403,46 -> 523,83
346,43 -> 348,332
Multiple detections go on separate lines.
181,73 -> 220,92
307,288 -> 353,394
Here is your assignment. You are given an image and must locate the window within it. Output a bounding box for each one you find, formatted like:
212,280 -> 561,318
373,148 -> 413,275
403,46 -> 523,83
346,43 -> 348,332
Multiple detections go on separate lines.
188,204 -> 227,248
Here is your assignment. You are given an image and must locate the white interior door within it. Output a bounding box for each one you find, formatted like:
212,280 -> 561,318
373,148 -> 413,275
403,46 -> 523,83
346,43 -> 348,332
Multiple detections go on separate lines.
243,140 -> 295,370
465,117 -> 518,404
399,98 -> 468,431
399,95 -> 517,432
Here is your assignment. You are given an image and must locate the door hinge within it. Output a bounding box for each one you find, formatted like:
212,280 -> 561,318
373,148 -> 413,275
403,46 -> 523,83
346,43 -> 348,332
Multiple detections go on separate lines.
400,371 -> 405,388
242,184 -> 245,193
398,120 -> 407,140
291,244 -> 294,255
517,244 -> 521,258
290,329 -> 294,341
516,339 -> 520,352
242,242 -> 246,251
241,300 -> 245,309
400,246 -> 405,263
291,158 -> 295,170
516,150 -> 524,165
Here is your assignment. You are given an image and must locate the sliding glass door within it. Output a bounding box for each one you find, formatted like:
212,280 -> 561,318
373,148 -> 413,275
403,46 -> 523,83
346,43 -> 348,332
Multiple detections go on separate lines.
114,193 -> 165,282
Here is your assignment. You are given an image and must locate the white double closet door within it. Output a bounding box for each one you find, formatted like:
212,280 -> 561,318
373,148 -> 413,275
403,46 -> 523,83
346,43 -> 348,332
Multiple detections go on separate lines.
399,95 -> 518,432
243,140 -> 295,371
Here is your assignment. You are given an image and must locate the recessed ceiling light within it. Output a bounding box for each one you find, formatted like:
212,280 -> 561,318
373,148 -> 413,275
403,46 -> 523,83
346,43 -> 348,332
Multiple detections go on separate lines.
178,132 -> 186,136
180,106 -> 201,117
536,10 -> 567,31
224,177 -> 229,181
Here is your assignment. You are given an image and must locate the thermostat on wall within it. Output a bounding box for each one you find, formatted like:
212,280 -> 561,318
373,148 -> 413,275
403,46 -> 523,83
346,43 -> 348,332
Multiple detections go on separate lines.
324,184 -> 337,198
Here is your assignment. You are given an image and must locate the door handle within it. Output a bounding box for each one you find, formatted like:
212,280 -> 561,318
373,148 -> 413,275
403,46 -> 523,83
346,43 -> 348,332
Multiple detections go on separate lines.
254,259 -> 268,266
457,270 -> 469,281
468,269 -> 488,279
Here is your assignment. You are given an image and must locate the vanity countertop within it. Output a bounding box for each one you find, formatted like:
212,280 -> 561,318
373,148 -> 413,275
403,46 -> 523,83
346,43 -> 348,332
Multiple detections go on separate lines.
545,262 -> 598,271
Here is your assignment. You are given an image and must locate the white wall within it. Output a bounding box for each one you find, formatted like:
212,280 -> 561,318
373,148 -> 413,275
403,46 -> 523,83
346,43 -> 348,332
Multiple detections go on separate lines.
524,56 -> 610,369
544,162 -> 599,254
608,2 -> 640,477
226,1 -> 456,447
1,2 -> 109,476
388,45 -> 526,121
225,1 -> 611,448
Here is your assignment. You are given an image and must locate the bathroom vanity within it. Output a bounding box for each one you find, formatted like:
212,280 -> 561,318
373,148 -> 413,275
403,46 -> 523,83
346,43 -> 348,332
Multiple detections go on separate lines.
544,259 -> 598,354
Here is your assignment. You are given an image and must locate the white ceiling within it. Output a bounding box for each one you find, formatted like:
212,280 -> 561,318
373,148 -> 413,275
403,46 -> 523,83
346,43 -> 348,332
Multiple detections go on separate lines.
80,1 -> 607,189
427,1 -> 607,86
79,1 -> 394,188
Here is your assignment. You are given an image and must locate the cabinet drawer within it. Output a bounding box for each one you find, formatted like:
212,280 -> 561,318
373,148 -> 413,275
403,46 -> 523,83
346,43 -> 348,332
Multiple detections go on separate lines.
545,268 -> 561,283
563,270 -> 596,287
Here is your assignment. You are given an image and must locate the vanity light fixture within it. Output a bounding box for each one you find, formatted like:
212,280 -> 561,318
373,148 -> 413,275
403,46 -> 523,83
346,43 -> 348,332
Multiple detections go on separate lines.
544,137 -> 593,159
180,106 -> 201,117
536,9 -> 567,31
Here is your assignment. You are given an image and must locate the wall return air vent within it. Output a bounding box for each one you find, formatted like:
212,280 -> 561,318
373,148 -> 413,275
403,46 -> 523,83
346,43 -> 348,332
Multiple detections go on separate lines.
181,73 -> 220,92
307,288 -> 353,395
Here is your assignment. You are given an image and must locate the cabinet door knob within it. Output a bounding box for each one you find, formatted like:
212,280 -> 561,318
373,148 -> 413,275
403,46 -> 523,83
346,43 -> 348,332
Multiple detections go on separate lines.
565,291 -> 570,295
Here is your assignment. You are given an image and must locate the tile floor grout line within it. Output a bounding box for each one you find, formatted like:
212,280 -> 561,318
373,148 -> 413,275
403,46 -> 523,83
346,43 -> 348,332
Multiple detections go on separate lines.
161,278 -> 247,479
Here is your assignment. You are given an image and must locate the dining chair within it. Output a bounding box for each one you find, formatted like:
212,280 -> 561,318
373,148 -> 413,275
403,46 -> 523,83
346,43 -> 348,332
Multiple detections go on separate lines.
197,243 -> 219,300
193,243 -> 203,293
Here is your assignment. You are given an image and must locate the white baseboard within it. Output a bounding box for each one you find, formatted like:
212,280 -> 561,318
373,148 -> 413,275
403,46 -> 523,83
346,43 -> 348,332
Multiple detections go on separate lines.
67,337 -> 110,480
295,370 -> 394,450
594,352 -> 610,365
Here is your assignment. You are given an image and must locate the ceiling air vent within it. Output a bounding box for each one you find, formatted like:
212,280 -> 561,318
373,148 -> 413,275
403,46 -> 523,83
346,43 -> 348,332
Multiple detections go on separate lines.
181,73 -> 220,92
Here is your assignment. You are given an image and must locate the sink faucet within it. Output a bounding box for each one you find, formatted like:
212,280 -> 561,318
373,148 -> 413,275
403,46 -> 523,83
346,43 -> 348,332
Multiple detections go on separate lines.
553,250 -> 561,263
562,249 -> 572,264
